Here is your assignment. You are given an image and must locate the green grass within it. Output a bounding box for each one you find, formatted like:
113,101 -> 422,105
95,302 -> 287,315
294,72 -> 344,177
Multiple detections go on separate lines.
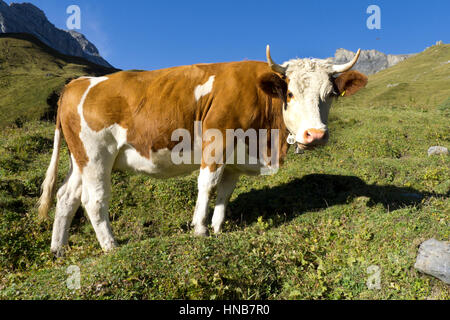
0,33 -> 117,128
0,42 -> 449,300
337,44 -> 450,109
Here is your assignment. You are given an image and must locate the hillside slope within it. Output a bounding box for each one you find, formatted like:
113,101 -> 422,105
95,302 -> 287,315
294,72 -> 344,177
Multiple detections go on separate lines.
333,48 -> 414,75
0,0 -> 112,67
0,33 -> 117,127
339,43 -> 450,109
0,41 -> 448,300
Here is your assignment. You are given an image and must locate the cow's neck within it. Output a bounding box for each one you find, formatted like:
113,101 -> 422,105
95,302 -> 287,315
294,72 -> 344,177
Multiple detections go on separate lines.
263,96 -> 291,166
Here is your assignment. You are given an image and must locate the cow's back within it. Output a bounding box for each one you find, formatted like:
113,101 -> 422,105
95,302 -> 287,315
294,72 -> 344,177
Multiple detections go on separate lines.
59,60 -> 285,172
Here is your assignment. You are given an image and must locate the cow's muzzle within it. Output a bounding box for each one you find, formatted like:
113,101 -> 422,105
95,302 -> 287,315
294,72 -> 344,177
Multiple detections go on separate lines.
302,128 -> 328,146
295,129 -> 329,153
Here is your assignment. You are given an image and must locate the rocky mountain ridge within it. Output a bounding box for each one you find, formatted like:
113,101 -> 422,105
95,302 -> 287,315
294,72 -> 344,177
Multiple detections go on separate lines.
0,0 -> 112,68
332,48 -> 415,75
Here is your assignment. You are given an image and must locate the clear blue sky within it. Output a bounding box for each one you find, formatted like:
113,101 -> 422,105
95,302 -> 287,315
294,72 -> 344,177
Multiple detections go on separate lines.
7,0 -> 450,70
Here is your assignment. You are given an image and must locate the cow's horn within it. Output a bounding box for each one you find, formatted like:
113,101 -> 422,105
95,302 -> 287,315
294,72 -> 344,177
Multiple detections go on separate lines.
266,45 -> 287,75
331,49 -> 361,74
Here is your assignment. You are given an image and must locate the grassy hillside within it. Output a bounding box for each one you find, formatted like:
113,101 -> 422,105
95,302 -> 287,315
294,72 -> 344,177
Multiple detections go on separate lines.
0,42 -> 448,300
337,44 -> 450,109
0,33 -> 117,127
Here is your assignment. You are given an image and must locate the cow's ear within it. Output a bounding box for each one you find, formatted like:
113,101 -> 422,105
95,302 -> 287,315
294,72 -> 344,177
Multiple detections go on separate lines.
258,72 -> 287,101
333,71 -> 368,97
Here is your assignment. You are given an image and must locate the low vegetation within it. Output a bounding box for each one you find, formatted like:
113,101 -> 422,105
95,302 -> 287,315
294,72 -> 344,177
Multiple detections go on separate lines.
0,40 -> 448,299
0,33 -> 117,128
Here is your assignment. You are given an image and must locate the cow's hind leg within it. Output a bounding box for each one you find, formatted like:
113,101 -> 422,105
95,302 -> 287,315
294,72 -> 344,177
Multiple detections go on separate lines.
191,166 -> 225,236
51,156 -> 82,257
211,168 -> 240,234
81,154 -> 117,252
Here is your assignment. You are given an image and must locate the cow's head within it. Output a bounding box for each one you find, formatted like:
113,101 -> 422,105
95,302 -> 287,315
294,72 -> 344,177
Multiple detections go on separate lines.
266,45 -> 368,150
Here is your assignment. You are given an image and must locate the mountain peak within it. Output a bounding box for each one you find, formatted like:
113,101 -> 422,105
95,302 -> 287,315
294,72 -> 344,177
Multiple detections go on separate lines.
9,2 -> 47,20
333,48 -> 414,75
0,0 -> 112,68
67,30 -> 101,57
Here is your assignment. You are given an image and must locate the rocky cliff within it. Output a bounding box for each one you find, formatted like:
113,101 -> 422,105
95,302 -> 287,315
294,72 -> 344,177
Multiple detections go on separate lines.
0,0 -> 112,68
332,48 -> 414,75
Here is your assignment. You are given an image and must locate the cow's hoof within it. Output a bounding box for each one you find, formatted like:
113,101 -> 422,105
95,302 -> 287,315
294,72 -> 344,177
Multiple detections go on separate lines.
212,225 -> 222,235
51,247 -> 65,258
194,225 -> 209,237
102,240 -> 118,253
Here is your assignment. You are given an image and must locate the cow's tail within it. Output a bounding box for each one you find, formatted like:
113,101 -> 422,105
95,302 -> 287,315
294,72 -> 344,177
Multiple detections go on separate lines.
37,97 -> 63,220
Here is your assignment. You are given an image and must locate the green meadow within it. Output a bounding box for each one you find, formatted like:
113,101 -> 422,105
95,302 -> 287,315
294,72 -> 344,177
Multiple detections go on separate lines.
0,35 -> 448,299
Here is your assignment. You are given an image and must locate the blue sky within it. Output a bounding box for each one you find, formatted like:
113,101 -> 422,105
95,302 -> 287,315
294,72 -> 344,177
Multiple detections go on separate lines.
7,0 -> 450,70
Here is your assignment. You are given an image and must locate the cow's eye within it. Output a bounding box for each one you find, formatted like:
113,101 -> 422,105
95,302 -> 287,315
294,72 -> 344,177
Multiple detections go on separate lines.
287,92 -> 294,99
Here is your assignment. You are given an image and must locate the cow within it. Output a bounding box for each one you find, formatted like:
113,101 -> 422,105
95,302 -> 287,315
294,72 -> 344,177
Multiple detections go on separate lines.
38,46 -> 367,256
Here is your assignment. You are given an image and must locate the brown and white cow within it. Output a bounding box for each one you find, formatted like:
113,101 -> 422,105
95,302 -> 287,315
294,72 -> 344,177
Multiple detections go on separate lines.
38,46 -> 367,256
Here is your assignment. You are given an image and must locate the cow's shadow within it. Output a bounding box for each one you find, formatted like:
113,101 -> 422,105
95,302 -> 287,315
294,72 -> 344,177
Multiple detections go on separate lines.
226,174 -> 447,228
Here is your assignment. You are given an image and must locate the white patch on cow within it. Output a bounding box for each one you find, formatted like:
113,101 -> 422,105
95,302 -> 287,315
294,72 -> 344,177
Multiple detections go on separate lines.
74,76 -> 201,250
192,166 -> 224,236
38,128 -> 62,221
77,77 -> 128,154
51,153 -> 82,255
281,59 -> 333,144
77,76 -> 107,128
75,76 -> 126,251
194,75 -> 215,101
44,129 -> 61,188
114,146 -> 198,178
211,169 -> 240,234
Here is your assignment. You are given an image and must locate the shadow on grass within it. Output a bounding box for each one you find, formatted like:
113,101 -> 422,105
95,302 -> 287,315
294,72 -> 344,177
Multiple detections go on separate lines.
228,174 -> 447,227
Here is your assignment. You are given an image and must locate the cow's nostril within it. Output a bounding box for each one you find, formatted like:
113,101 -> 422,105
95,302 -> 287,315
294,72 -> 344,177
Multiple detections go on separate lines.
303,129 -> 327,144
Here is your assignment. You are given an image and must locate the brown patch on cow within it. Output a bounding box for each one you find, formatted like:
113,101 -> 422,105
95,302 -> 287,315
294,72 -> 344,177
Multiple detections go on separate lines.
286,92 -> 294,103
59,61 -> 292,172
58,78 -> 91,170
80,67 -> 209,158
258,73 -> 287,101
199,64 -> 290,169
285,77 -> 293,104
334,71 -> 368,97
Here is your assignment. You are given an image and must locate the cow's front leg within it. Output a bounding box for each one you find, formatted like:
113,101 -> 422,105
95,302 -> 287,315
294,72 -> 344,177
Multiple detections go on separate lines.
211,168 -> 240,234
191,165 -> 225,236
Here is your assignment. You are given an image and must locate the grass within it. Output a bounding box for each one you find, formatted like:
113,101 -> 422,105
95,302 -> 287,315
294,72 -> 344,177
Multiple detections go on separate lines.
338,44 -> 450,108
0,41 -> 449,300
0,33 -> 117,128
